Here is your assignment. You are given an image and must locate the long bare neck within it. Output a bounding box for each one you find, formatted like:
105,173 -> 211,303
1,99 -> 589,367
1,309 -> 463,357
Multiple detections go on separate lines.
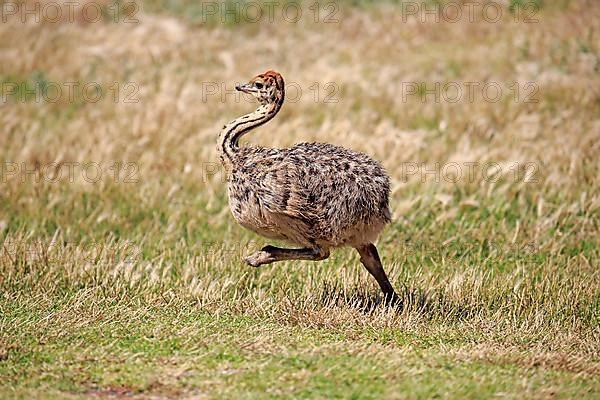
218,98 -> 283,171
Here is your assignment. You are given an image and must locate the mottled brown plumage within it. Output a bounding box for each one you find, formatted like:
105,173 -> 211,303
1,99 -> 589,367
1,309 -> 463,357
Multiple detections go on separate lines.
217,70 -> 398,301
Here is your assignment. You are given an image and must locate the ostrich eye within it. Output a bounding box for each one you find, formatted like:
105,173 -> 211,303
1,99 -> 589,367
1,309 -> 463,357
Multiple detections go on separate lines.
255,82 -> 263,89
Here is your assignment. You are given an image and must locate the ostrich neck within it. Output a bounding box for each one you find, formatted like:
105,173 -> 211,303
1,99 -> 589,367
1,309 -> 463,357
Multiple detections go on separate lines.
218,100 -> 282,171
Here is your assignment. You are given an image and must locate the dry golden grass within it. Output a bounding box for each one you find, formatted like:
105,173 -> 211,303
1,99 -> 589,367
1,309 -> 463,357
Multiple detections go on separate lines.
1,1 -> 599,398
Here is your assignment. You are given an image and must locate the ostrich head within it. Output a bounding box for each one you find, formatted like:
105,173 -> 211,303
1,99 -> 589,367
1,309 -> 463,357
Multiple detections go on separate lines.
235,70 -> 285,105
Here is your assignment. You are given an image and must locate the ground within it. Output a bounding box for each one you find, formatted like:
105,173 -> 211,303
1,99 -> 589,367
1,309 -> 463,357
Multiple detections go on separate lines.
1,0 -> 599,398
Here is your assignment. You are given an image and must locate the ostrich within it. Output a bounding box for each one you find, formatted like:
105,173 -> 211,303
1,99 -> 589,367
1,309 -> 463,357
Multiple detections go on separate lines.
217,70 -> 398,302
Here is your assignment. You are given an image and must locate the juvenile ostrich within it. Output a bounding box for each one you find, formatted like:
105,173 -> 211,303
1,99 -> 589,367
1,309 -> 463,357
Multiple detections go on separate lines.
217,70 -> 398,301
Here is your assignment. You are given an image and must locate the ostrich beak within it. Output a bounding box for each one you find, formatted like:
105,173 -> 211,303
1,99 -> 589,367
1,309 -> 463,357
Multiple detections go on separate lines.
235,83 -> 255,93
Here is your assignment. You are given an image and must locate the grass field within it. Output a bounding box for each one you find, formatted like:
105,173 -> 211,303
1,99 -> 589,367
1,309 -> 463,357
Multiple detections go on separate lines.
1,0 -> 599,398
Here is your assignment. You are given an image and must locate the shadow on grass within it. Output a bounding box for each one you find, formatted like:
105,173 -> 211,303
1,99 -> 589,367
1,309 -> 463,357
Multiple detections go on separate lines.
320,282 -> 475,321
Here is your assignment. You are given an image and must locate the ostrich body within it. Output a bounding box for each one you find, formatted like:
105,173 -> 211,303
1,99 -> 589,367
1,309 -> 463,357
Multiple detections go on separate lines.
217,70 -> 398,300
